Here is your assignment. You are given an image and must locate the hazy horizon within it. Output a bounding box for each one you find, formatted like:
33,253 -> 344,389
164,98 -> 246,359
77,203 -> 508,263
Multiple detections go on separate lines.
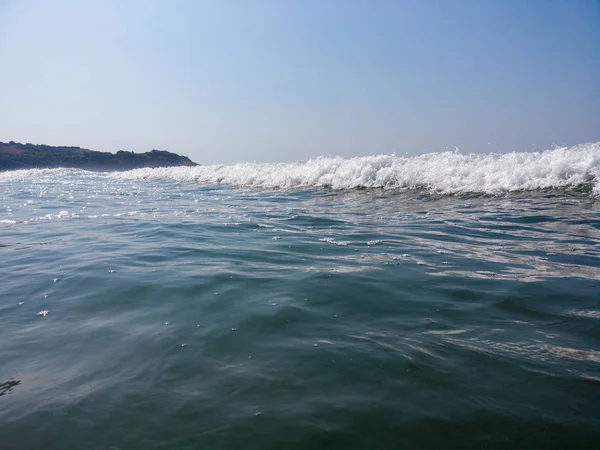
1,0 -> 599,164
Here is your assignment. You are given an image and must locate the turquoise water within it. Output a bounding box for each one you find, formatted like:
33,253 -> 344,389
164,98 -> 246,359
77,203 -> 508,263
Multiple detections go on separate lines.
1,162 -> 599,449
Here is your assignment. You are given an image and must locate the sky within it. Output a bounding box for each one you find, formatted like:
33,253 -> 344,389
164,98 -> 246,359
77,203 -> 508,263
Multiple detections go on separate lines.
0,0 -> 599,164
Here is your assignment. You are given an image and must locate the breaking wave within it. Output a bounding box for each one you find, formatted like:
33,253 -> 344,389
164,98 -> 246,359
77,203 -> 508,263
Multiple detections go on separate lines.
3,143 -> 599,195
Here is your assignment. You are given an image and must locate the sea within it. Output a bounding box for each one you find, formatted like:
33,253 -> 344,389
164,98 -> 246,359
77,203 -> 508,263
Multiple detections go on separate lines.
1,143 -> 599,449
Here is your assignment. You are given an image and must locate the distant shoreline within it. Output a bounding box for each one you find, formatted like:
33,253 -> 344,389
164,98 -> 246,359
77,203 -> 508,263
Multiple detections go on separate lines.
0,141 -> 198,172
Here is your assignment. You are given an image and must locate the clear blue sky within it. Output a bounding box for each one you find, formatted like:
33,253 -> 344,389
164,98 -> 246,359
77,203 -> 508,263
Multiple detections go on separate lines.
1,0 -> 599,163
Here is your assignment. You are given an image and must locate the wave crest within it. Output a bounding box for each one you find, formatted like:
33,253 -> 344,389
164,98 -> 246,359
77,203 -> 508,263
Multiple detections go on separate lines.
113,143 -> 600,194
2,143 -> 599,195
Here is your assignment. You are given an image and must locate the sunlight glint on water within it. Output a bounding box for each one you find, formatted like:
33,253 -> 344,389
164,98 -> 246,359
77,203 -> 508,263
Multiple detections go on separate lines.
1,147 -> 599,449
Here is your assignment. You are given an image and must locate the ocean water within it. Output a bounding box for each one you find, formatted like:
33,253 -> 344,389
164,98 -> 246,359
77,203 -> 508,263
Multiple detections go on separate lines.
1,144 -> 599,449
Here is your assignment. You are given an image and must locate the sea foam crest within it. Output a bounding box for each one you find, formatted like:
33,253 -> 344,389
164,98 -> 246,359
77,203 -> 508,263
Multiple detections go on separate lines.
2,143 -> 598,194
0,168 -> 82,182
111,143 -> 600,194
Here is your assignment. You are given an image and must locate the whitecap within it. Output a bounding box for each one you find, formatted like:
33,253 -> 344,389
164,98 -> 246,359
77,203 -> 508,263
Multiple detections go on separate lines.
105,142 -> 600,195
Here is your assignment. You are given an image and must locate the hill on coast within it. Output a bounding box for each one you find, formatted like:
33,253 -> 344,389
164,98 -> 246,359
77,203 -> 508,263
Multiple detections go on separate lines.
0,141 -> 198,171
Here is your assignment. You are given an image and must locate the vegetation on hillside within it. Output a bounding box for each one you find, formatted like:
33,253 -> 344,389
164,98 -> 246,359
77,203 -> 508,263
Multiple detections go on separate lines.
0,141 -> 198,171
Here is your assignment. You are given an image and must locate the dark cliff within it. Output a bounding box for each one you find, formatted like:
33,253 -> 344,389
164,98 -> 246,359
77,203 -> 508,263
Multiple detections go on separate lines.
0,141 -> 198,171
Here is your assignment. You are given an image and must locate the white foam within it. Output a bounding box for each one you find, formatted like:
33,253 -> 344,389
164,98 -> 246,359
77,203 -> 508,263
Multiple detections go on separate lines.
319,237 -> 352,246
110,143 -> 599,194
2,143 -> 599,195
0,167 -> 85,182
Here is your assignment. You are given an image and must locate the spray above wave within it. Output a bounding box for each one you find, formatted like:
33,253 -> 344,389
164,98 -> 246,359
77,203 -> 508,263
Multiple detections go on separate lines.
111,143 -> 599,194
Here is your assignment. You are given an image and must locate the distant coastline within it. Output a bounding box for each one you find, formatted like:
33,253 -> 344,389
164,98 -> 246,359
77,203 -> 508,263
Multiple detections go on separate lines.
0,141 -> 198,171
